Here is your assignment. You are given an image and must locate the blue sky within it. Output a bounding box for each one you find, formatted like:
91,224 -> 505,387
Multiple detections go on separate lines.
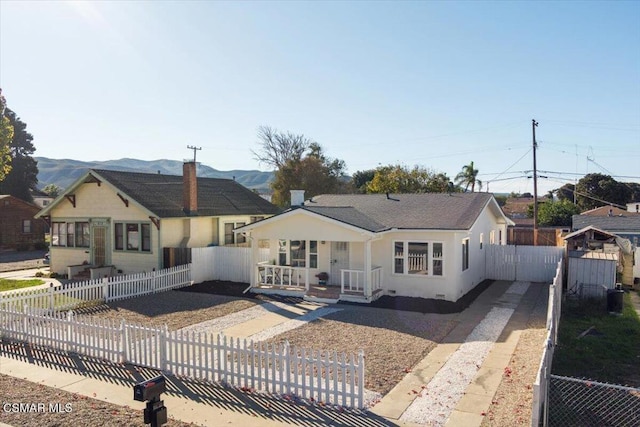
1,0 -> 638,195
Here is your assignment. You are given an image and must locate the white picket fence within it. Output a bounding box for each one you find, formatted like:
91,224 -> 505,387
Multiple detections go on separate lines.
531,259 -> 564,426
486,245 -> 564,282
0,264 -> 193,311
0,305 -> 366,408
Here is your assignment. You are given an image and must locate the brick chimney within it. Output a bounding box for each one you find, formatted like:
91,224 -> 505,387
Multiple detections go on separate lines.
183,161 -> 197,214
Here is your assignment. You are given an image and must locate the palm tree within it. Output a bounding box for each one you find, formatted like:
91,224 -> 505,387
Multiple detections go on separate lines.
455,161 -> 482,192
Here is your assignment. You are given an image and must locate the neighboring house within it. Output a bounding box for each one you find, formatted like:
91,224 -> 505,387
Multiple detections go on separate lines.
31,188 -> 55,209
0,195 -> 46,250
236,191 -> 513,303
35,162 -> 280,277
580,205 -> 630,217
572,214 -> 640,249
627,202 -> 640,214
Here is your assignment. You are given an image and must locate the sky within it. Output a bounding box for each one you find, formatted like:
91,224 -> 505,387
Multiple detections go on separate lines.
1,0 -> 639,195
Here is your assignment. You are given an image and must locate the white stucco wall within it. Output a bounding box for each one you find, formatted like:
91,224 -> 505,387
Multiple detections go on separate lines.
241,199 -> 509,302
371,231 -> 458,300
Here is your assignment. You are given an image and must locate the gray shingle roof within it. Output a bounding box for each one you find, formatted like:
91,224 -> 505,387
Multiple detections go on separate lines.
302,206 -> 387,232
572,214 -> 640,232
303,193 -> 494,231
92,169 -> 280,218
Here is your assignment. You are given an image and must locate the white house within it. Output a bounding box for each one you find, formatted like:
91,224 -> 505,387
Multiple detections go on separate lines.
35,162 -> 280,277
236,192 -> 513,303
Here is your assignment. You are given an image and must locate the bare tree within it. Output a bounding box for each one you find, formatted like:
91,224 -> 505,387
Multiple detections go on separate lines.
252,125 -> 312,169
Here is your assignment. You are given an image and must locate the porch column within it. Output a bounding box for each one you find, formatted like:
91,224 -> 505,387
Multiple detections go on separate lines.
364,239 -> 372,298
248,233 -> 256,287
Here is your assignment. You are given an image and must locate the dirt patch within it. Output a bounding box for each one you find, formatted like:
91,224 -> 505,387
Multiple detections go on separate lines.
480,284 -> 550,426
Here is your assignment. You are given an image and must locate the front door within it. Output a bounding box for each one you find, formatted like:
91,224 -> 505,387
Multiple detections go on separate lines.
330,242 -> 349,286
92,226 -> 107,266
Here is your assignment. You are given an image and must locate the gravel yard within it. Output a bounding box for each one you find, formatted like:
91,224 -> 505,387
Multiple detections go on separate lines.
0,280 -> 551,425
263,305 -> 459,395
74,291 -> 258,330
76,287 -> 459,397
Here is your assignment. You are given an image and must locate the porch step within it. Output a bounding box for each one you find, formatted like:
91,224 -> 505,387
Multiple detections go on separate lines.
305,285 -> 341,300
72,268 -> 91,282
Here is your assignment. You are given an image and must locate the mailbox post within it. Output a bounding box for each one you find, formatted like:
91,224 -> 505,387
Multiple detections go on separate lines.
133,375 -> 168,427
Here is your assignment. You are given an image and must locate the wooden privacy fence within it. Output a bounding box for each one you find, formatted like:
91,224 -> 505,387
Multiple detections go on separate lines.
485,245 -> 564,282
191,246 -> 270,284
0,264 -> 192,311
0,306 -> 366,409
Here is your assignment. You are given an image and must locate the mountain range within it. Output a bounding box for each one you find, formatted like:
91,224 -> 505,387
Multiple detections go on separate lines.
35,157 -> 274,192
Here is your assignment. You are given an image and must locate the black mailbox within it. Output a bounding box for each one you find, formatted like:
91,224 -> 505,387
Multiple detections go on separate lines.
133,375 -> 166,402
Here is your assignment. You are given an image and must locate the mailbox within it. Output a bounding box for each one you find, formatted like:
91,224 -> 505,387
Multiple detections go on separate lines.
133,375 -> 166,402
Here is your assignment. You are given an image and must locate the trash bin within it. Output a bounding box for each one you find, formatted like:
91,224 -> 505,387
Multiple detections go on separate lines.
607,288 -> 624,313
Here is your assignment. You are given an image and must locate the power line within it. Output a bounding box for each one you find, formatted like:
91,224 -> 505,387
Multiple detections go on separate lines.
485,149 -> 532,184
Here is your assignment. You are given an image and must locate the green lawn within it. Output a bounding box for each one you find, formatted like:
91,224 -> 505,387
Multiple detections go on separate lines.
0,278 -> 45,292
551,293 -> 640,387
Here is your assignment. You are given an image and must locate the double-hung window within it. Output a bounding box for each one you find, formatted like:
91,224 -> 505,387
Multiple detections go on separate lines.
393,241 -> 443,276
278,239 -> 318,267
224,222 -> 246,245
22,220 -> 31,233
114,222 -> 151,252
75,222 -> 90,247
51,221 -> 90,248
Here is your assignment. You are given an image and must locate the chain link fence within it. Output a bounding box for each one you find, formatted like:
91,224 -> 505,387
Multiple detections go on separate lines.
548,374 -> 640,426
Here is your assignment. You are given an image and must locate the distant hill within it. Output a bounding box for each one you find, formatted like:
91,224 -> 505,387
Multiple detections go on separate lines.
35,157 -> 274,192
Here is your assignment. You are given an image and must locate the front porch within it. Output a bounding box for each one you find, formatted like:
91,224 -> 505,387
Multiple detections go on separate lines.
253,263 -> 384,303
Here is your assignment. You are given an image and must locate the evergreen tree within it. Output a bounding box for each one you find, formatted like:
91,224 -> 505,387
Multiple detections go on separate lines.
0,108 -> 38,202
0,89 -> 13,181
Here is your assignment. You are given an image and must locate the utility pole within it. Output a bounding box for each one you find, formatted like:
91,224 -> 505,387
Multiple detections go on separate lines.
532,119 -> 539,246
187,145 -> 202,162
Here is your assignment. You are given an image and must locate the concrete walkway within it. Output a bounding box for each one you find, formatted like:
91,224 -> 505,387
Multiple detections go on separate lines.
0,279 -> 548,426
371,280 -> 547,426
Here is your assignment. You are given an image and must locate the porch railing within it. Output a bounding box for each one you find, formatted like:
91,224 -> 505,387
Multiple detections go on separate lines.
341,267 -> 382,296
256,262 -> 309,290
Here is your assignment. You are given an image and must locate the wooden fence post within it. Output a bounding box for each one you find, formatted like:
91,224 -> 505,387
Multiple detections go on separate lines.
23,304 -> 29,340
49,283 -> 55,311
358,349 -> 365,409
102,277 -> 109,302
217,332 -> 224,383
120,319 -> 127,364
284,340 -> 291,397
67,310 -> 74,353
160,324 -> 168,373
